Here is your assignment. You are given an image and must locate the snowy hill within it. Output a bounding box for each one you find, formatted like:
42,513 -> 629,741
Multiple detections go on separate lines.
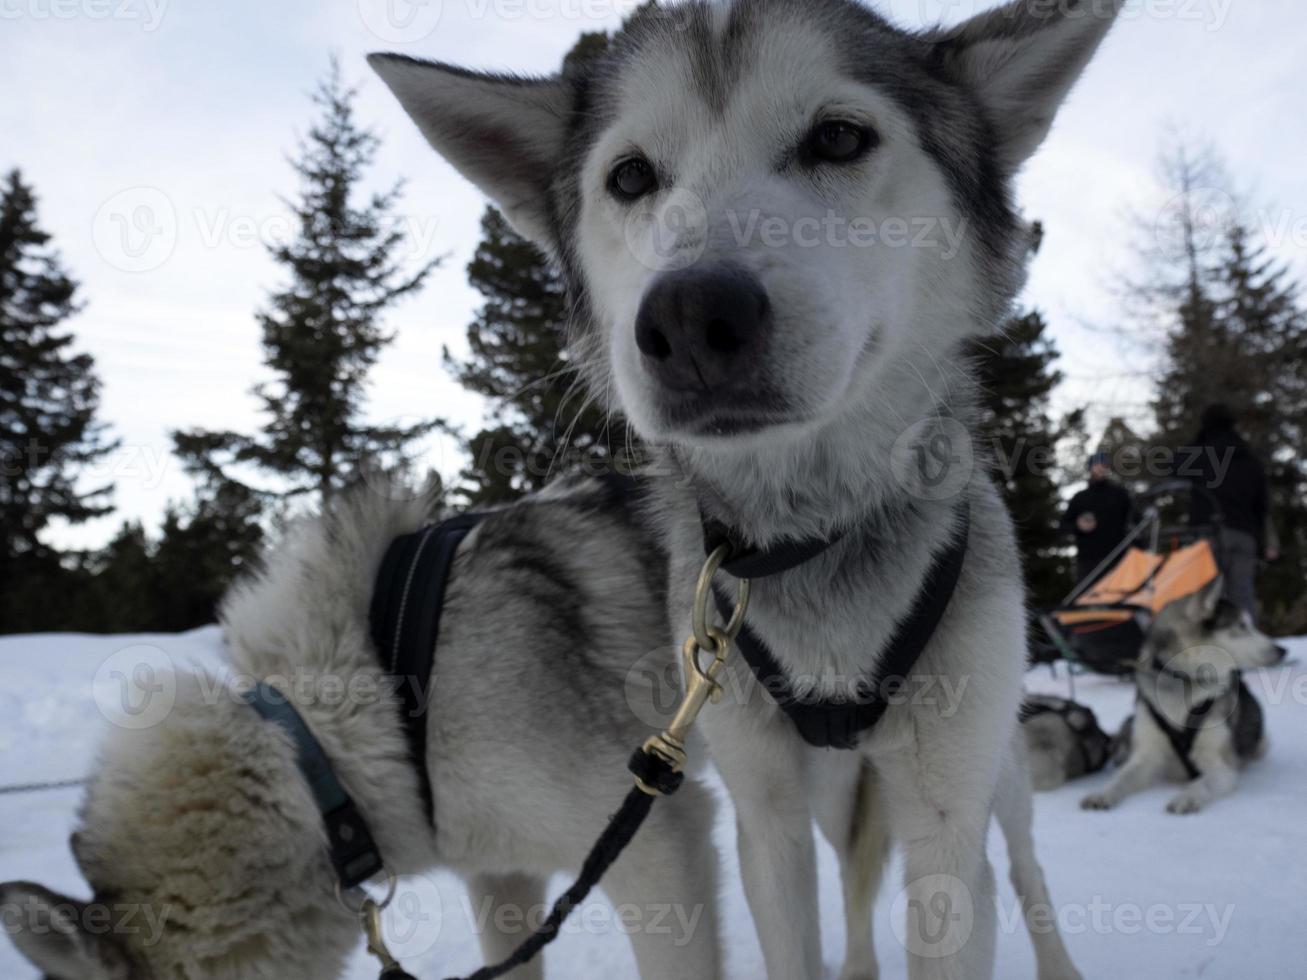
2,629 -> 1305,979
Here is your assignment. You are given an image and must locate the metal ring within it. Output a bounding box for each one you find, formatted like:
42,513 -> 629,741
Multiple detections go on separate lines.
334,868 -> 398,915
684,626 -> 731,686
692,544 -> 751,650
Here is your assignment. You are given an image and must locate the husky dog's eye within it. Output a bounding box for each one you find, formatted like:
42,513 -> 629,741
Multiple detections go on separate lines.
609,157 -> 658,201
806,120 -> 877,164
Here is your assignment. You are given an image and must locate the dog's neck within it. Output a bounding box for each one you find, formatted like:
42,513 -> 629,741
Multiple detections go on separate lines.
663,347 -> 977,548
1139,657 -> 1235,708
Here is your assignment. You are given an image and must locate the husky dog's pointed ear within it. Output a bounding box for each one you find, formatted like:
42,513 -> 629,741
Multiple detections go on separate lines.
1,881 -> 134,979
934,0 -> 1123,172
1190,575 -> 1225,621
369,53 -> 570,247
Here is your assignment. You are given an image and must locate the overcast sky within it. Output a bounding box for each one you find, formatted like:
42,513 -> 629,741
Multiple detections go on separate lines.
3,0 -> 1305,549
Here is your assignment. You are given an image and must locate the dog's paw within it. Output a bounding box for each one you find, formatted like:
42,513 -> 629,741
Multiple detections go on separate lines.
1080,793 -> 1115,811
838,971 -> 878,980
1166,794 -> 1203,815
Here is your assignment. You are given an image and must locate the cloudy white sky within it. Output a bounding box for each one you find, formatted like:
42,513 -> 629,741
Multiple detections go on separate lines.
3,0 -> 1305,549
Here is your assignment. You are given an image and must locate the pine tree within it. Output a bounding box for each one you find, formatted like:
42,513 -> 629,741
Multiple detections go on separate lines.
1143,149 -> 1307,630
971,309 -> 1074,608
0,170 -> 117,566
1173,223 -> 1306,629
449,206 -> 620,504
0,170 -> 118,632
81,522 -> 158,633
1096,416 -> 1151,496
150,482 -> 265,631
447,33 -> 624,506
173,59 -> 441,502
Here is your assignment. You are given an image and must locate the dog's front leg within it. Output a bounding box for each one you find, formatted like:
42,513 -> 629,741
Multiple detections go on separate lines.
465,872 -> 546,980
882,776 -> 998,980
705,710 -> 822,980
810,753 -> 886,980
1165,764 -> 1237,814
1080,752 -> 1163,811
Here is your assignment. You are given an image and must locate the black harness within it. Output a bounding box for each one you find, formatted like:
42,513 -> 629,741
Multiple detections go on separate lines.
368,513 -> 487,827
240,514 -> 485,895
709,504 -> 970,750
1136,663 -> 1224,781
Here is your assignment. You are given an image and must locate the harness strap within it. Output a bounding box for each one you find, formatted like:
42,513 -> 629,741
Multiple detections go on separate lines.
1139,693 -> 1215,781
716,505 -> 970,750
243,683 -> 385,889
369,513 -> 485,828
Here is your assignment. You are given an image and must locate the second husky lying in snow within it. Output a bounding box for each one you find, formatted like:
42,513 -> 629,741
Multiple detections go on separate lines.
1082,578 -> 1285,815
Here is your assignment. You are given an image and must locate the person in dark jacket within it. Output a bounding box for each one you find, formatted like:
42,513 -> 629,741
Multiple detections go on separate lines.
1187,404 -> 1272,619
1060,452 -> 1136,584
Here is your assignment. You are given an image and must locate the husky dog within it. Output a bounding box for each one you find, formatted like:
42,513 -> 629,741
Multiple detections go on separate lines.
368,1 -> 1121,977
1081,578 -> 1286,816
1021,695 -> 1112,792
1,477 -> 720,980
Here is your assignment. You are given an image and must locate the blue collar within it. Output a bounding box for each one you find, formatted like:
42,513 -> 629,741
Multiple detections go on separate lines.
244,682 -> 385,889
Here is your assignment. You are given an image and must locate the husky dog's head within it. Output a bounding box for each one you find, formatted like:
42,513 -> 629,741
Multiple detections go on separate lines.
371,0 -> 1121,501
1140,577 -> 1288,695
1,674 -> 356,980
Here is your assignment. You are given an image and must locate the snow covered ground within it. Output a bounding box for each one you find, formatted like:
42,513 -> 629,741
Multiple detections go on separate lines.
2,628 -> 1306,979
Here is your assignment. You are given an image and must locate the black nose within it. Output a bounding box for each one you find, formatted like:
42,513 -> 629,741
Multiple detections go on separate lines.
634,264 -> 771,391
1274,644 -> 1289,661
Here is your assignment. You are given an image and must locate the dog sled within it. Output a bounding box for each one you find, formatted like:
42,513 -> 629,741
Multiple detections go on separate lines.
1039,481 -> 1223,675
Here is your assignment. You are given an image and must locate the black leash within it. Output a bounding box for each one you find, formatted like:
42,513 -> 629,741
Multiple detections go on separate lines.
712,504 -> 970,750
447,748 -> 682,980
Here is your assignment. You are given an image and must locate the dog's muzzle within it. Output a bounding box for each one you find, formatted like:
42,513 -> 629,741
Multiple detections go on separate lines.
634,262 -> 772,392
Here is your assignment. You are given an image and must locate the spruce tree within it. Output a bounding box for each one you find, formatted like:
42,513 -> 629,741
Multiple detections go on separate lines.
0,170 -> 117,565
449,206 -> 618,504
0,170 -> 118,632
173,59 -> 441,502
82,522 -> 157,633
448,33 -> 622,506
150,482 -> 265,631
1152,220 -> 1307,628
971,309 -> 1074,608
